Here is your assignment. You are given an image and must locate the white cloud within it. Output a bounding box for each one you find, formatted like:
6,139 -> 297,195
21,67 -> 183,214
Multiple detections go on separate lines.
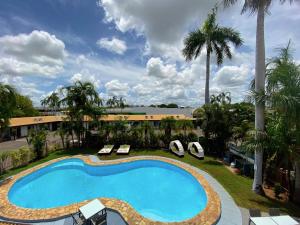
214,64 -> 251,88
96,37 -> 127,54
0,75 -> 45,105
98,0 -> 217,60
105,79 -> 129,97
0,30 -> 66,77
70,70 -> 101,88
146,57 -> 176,78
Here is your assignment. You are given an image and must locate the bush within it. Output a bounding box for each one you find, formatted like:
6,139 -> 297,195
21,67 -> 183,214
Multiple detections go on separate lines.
0,147 -> 34,175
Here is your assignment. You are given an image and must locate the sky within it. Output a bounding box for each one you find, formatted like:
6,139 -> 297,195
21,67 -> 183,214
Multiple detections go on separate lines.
0,0 -> 299,107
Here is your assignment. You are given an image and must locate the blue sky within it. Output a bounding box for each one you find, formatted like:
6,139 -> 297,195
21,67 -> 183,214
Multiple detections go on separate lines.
0,0 -> 299,106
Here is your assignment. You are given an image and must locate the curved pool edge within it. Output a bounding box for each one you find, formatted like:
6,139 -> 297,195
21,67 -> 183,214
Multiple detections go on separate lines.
0,155 -> 221,225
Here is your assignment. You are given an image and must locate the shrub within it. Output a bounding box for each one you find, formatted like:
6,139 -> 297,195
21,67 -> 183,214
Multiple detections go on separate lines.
0,147 -> 34,175
0,151 -> 10,174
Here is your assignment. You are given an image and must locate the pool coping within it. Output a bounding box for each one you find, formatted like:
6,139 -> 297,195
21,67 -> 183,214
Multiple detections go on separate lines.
0,155 -> 221,225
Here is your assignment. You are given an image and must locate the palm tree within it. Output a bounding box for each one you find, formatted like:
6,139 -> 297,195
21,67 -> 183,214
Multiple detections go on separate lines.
0,83 -> 17,141
60,81 -> 101,147
140,121 -> 154,146
41,92 -> 60,114
253,43 -> 300,201
26,128 -> 48,159
223,0 -> 295,194
176,120 -> 194,137
160,117 -> 177,141
182,6 -> 243,104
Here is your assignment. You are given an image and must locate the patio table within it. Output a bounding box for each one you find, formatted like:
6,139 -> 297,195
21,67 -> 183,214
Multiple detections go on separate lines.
271,216 -> 298,225
79,199 -> 106,220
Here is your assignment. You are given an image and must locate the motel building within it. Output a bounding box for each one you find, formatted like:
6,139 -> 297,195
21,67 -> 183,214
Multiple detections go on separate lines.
3,113 -> 195,141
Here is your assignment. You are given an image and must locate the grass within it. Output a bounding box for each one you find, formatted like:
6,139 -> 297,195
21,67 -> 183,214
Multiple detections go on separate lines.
1,148 -> 300,216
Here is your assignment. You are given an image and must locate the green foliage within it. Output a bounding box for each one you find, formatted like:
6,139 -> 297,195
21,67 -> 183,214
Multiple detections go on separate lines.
0,83 -> 17,133
60,81 -> 104,147
41,92 -> 60,111
195,93 -> 254,155
27,129 -> 48,159
12,94 -> 39,117
160,117 -> 177,144
0,147 -> 34,174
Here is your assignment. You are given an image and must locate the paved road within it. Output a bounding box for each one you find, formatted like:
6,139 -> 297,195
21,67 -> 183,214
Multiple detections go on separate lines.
0,133 -> 61,152
0,138 -> 28,152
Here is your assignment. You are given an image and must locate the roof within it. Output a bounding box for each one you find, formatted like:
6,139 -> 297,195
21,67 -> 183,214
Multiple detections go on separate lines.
9,114 -> 194,127
106,107 -> 195,118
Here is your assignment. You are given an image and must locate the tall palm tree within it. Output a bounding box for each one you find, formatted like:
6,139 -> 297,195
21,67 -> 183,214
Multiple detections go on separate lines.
223,0 -> 295,193
182,7 -> 243,104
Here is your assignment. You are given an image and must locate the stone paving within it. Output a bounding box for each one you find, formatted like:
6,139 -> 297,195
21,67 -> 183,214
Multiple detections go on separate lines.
0,155 -> 221,225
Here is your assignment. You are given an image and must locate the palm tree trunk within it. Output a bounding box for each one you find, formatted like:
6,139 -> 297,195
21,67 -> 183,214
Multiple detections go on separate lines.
294,161 -> 300,203
252,1 -> 265,194
205,49 -> 211,105
294,107 -> 300,202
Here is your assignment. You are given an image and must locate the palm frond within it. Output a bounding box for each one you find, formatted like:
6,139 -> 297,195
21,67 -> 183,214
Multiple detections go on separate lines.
182,30 -> 206,61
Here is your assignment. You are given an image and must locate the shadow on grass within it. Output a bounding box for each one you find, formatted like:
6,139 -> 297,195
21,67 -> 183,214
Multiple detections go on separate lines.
202,160 -> 223,166
249,195 -> 300,217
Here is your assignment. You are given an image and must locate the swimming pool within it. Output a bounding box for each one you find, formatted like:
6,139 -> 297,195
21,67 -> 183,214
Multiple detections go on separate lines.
8,158 -> 207,222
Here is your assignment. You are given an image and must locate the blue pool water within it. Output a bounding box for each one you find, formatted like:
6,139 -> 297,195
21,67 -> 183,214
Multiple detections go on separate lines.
9,159 -> 207,222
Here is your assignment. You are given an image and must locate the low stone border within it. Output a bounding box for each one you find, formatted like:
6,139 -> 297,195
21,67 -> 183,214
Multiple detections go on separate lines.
0,155 -> 221,225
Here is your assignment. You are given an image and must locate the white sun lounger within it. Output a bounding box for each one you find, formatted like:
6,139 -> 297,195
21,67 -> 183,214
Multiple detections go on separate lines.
116,145 -> 131,154
98,145 -> 114,155
188,142 -> 204,159
169,140 -> 184,157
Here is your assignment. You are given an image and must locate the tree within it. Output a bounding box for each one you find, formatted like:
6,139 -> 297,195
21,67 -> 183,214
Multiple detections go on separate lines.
223,0 -> 295,194
41,92 -> 60,113
176,120 -> 194,137
13,94 -> 39,117
60,81 -> 102,147
182,6 -> 242,104
251,42 -> 300,201
160,117 -> 177,143
27,128 -> 48,159
0,83 -> 17,141
139,121 -> 154,147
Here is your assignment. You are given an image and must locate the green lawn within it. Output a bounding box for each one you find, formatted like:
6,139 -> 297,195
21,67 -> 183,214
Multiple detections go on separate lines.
1,148 -> 300,216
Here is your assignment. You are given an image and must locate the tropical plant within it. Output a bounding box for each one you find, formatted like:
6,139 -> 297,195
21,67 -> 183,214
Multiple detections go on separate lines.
106,96 -> 118,108
55,122 -> 69,149
41,92 -> 61,113
176,120 -> 194,137
60,81 -> 102,147
223,0 -> 295,194
139,121 -> 154,147
0,83 -> 17,140
250,42 -> 300,201
182,7 -> 242,104
26,128 -> 48,159
160,117 -> 177,144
